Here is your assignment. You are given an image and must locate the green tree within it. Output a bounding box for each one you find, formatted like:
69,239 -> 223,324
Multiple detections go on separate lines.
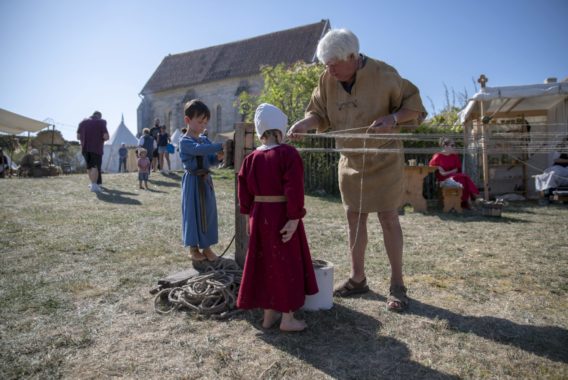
235,61 -> 324,124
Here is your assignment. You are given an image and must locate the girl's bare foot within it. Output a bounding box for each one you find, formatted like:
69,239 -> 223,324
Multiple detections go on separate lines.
202,247 -> 218,261
262,309 -> 282,329
189,247 -> 206,261
280,313 -> 307,332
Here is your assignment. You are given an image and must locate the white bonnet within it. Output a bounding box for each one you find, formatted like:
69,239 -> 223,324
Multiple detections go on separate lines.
254,103 -> 287,139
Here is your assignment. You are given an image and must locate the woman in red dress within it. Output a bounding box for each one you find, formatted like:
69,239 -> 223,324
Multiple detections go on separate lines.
429,137 -> 480,209
237,103 -> 318,332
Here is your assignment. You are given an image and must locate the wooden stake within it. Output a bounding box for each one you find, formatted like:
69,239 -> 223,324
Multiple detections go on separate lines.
233,123 -> 255,268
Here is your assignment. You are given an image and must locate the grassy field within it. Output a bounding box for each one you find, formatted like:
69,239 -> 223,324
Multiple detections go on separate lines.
1,170 -> 567,379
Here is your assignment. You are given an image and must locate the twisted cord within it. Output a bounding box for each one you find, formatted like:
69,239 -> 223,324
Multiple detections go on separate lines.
154,258 -> 243,319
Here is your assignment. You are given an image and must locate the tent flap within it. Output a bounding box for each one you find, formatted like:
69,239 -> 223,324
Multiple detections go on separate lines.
0,108 -> 50,134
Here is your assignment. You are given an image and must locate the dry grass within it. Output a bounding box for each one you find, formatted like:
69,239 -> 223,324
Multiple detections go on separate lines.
1,170 -> 567,379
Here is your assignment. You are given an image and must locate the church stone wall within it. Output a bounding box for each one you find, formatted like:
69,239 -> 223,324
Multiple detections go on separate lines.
137,75 -> 263,140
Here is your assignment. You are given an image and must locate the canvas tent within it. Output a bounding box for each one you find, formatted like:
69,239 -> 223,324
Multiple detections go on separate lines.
0,108 -> 50,134
102,116 -> 139,173
458,77 -> 568,199
169,128 -> 183,171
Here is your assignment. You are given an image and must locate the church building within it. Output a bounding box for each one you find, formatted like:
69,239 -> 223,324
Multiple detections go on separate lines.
137,20 -> 330,140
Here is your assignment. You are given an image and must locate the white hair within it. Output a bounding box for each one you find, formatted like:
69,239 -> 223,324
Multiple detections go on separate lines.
316,28 -> 360,64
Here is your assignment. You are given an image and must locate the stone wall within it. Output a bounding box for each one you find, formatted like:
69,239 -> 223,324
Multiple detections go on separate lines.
137,75 -> 263,140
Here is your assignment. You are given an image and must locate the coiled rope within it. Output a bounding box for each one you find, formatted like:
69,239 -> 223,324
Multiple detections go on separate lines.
154,257 -> 242,319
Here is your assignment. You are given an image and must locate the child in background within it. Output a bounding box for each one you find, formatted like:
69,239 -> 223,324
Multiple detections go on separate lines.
179,99 -> 224,262
137,148 -> 151,189
237,103 -> 318,332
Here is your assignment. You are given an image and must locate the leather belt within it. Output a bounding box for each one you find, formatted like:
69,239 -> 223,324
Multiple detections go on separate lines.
254,195 -> 287,203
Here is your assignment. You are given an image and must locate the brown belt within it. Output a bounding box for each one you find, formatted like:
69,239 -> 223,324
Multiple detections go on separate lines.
254,195 -> 287,203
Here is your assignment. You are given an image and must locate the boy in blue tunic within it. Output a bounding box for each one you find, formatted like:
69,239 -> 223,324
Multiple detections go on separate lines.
180,100 -> 224,261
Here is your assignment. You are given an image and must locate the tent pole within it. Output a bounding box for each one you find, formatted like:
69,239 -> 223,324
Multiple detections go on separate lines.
478,74 -> 490,200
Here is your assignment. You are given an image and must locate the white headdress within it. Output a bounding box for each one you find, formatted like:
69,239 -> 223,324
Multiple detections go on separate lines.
254,103 -> 287,139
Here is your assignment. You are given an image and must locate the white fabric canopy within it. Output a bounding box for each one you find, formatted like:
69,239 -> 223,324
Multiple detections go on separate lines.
0,108 -> 50,134
459,82 -> 568,123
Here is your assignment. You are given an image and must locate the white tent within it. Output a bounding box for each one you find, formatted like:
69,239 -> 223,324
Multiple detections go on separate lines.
458,78 -> 568,198
0,108 -> 50,134
169,128 -> 183,171
102,116 -> 139,173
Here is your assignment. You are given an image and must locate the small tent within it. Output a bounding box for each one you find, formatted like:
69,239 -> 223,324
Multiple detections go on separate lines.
169,128 -> 183,171
458,77 -> 568,199
102,116 -> 139,173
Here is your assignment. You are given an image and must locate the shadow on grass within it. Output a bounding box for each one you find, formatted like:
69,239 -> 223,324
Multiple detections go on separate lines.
149,179 -> 181,188
96,187 -> 141,205
362,292 -> 568,364
432,211 -> 531,224
250,304 -> 458,379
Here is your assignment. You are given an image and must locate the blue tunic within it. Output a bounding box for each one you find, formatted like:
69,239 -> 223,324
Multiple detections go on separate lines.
180,135 -> 223,248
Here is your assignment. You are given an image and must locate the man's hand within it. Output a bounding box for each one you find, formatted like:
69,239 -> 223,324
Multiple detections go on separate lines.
280,219 -> 299,243
367,114 -> 397,134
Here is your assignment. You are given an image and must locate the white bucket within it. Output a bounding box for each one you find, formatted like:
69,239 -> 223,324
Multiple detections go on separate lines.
302,259 -> 334,311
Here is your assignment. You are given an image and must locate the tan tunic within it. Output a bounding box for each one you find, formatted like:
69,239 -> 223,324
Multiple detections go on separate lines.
306,57 -> 426,212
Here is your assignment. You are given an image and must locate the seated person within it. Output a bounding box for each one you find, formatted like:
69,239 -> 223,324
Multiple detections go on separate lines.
429,137 -> 480,209
0,148 -> 10,178
19,149 -> 42,177
534,152 -> 568,197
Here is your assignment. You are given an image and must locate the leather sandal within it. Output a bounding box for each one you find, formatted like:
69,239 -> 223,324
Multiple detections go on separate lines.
387,284 -> 409,312
202,247 -> 218,262
189,247 -> 206,261
333,277 -> 369,297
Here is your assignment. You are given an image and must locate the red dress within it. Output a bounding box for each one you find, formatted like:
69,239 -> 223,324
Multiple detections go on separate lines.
237,144 -> 318,312
429,153 -> 479,202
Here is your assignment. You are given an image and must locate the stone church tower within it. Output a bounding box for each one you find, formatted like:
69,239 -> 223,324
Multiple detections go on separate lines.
137,20 -> 330,140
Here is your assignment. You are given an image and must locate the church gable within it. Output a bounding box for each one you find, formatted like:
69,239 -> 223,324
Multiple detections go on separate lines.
140,20 -> 330,95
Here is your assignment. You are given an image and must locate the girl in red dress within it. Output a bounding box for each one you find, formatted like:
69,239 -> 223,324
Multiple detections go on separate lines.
429,137 -> 480,209
237,103 -> 318,332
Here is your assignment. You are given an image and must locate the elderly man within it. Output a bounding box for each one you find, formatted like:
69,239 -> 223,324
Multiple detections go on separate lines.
77,111 -> 109,192
288,28 -> 426,312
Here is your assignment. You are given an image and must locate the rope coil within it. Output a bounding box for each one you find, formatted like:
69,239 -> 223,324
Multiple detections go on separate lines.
154,258 -> 242,319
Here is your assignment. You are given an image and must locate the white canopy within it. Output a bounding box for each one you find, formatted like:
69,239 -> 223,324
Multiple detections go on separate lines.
0,108 -> 50,134
102,116 -> 138,173
459,82 -> 568,123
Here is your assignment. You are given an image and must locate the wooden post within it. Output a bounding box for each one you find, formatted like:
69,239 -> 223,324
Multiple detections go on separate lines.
233,122 -> 255,268
478,74 -> 490,200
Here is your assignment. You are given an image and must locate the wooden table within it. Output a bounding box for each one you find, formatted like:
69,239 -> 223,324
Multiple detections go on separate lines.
402,166 -> 436,212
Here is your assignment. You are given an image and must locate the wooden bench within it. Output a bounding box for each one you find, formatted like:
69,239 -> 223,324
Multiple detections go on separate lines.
441,187 -> 463,213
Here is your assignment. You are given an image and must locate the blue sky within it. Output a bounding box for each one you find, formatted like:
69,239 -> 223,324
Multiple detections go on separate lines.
1,0 -> 566,141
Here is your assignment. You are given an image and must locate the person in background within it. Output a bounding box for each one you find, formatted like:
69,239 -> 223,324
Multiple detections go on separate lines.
137,148 -> 151,190
150,118 -> 161,172
535,150 -> 568,200
179,100 -> 224,262
118,143 -> 128,173
288,28 -> 426,312
157,126 -> 171,173
429,137 -> 480,209
77,111 -> 109,193
237,103 -> 318,332
0,148 -> 10,178
138,128 -> 155,171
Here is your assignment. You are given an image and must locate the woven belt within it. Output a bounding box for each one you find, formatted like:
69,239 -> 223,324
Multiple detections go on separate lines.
254,195 -> 287,203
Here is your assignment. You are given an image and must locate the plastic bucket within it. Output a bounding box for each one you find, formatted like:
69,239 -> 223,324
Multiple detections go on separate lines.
302,259 -> 334,311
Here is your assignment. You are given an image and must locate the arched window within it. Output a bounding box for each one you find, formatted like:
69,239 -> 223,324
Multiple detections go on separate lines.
216,105 -> 222,133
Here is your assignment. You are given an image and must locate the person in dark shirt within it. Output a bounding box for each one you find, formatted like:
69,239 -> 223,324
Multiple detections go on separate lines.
77,111 -> 109,192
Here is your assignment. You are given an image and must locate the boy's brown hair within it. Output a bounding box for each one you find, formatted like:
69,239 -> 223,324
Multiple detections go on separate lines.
184,99 -> 210,120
